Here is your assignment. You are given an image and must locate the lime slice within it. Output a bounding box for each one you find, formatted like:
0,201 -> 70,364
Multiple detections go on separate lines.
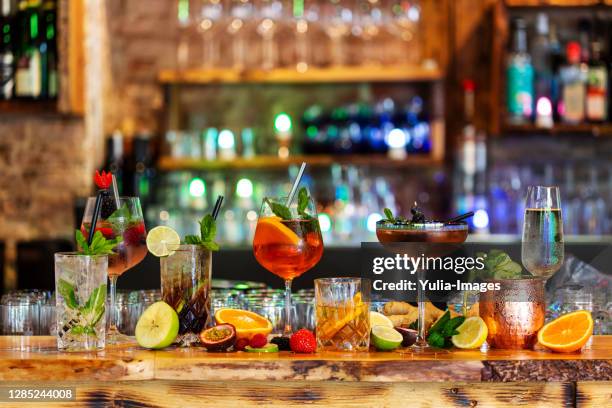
245,343 -> 279,353
370,311 -> 394,328
371,325 -> 403,351
146,226 -> 180,257
451,316 -> 488,349
135,301 -> 179,349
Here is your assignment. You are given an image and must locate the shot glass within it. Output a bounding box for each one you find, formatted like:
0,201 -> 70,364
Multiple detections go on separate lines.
315,278 -> 371,352
55,253 -> 108,352
480,277 -> 545,350
160,245 -> 212,346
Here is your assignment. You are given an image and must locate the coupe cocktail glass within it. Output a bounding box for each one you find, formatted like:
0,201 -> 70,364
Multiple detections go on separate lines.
55,253 -> 108,352
160,245 -> 212,346
315,278 -> 370,351
376,220 -> 468,352
253,195 -> 323,335
81,196 -> 147,344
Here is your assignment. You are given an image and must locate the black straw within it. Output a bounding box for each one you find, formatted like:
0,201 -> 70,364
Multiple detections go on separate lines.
211,195 -> 224,220
87,190 -> 105,245
447,211 -> 474,224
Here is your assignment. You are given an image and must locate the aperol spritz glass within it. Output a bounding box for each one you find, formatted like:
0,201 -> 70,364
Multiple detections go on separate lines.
253,194 -> 323,336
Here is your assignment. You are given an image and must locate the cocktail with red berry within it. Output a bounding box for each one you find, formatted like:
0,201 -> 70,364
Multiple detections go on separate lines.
80,172 -> 147,344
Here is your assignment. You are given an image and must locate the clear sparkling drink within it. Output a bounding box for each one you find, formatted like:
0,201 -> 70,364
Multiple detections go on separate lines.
55,253 -> 108,351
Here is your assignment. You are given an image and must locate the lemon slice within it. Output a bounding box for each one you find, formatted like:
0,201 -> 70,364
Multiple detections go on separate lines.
370,311 -> 394,328
146,226 -> 180,257
451,316 -> 488,349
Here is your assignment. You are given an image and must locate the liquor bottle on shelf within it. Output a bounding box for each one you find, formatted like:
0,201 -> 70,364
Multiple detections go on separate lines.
532,13 -> 553,128
559,42 -> 586,124
586,41 -> 608,123
507,18 -> 534,125
549,23 -> 564,124
0,0 -> 16,100
14,0 -> 41,99
40,0 -> 57,99
103,130 -> 125,193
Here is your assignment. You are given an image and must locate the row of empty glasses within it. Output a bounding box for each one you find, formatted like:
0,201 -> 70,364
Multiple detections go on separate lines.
175,0 -> 423,70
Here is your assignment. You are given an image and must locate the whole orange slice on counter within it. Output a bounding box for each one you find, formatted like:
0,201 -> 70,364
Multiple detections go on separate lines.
537,310 -> 593,353
254,216 -> 300,246
214,309 -> 273,340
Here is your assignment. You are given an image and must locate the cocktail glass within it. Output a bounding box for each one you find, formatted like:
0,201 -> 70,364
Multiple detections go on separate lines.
55,253 -> 108,352
253,195 -> 323,336
315,278 -> 370,351
160,245 -> 212,346
376,221 -> 468,352
81,196 -> 147,344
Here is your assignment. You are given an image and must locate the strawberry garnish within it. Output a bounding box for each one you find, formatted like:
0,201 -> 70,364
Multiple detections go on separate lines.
249,333 -> 268,348
289,329 -> 316,353
94,170 -> 113,189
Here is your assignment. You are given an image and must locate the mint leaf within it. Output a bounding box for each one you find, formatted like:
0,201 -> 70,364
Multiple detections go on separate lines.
184,235 -> 202,245
75,230 -> 89,254
428,310 -> 450,334
269,202 -> 292,220
200,241 -> 219,251
297,187 -> 309,216
441,316 -> 465,337
427,331 -> 445,348
58,279 -> 78,309
383,208 -> 395,222
82,284 -> 107,316
76,230 -> 122,256
200,215 -> 216,243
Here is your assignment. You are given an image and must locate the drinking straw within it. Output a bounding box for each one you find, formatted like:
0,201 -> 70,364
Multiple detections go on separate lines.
87,190 -> 104,246
447,211 -> 475,223
111,174 -> 121,209
285,162 -> 306,206
211,195 -> 224,220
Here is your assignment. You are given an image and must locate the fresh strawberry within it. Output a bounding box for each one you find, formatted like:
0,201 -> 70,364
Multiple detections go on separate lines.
290,329 -> 316,353
249,333 -> 267,348
94,170 -> 113,189
234,338 -> 249,351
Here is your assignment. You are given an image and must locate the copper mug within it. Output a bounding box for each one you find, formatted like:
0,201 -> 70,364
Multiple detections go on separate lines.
479,278 -> 545,350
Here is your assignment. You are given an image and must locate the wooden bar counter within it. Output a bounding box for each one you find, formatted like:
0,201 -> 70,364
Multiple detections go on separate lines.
0,336 -> 610,407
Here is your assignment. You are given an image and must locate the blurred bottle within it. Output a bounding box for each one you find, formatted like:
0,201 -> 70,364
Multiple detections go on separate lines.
507,18 -> 534,124
0,0 -> 16,99
586,40 -> 608,122
559,42 -> 586,124
549,23 -> 563,123
14,0 -> 41,99
532,13 -> 553,128
39,0 -> 56,99
302,104 -> 325,154
131,132 -> 156,203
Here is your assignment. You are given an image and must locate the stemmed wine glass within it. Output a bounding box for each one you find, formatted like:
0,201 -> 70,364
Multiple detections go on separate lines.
81,197 -> 147,344
521,186 -> 564,278
253,194 -> 324,335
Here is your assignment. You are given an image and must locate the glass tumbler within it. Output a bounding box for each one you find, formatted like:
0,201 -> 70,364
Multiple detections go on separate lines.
160,245 -> 212,346
315,278 -> 370,351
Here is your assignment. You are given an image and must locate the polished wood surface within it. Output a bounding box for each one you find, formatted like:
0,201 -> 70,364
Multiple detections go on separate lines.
0,336 -> 609,383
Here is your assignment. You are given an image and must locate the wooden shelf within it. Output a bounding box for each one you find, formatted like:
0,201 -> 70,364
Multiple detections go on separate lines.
158,154 -> 442,171
502,123 -> 612,136
158,65 -> 444,85
0,99 -> 58,115
505,0 -> 605,7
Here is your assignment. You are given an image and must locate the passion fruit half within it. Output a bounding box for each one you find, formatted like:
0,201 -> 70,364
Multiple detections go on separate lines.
199,324 -> 237,351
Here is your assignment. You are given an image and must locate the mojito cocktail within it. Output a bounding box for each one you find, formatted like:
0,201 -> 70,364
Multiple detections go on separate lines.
55,253 -> 108,352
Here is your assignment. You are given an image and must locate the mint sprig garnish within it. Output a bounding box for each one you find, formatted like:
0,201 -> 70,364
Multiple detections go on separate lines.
58,279 -> 107,336
268,187 -> 313,220
184,214 -> 219,251
383,207 -> 407,223
75,230 -> 122,256
426,310 -> 465,349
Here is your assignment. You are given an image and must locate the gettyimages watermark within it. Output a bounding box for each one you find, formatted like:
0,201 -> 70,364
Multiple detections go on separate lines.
359,242 -> 612,303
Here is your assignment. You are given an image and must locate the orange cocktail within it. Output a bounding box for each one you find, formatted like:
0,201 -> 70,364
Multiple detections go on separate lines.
253,191 -> 323,335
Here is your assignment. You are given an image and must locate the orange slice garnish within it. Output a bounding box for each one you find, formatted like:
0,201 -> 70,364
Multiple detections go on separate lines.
214,309 -> 273,340
537,310 -> 593,353
254,216 -> 300,246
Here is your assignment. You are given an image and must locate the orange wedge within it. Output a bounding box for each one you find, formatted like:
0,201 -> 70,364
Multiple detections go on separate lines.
537,310 -> 593,353
214,308 -> 273,340
254,216 -> 300,246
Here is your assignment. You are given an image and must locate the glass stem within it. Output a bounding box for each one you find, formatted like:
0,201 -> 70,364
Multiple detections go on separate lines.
283,279 -> 293,336
416,267 -> 427,346
108,275 -> 118,333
